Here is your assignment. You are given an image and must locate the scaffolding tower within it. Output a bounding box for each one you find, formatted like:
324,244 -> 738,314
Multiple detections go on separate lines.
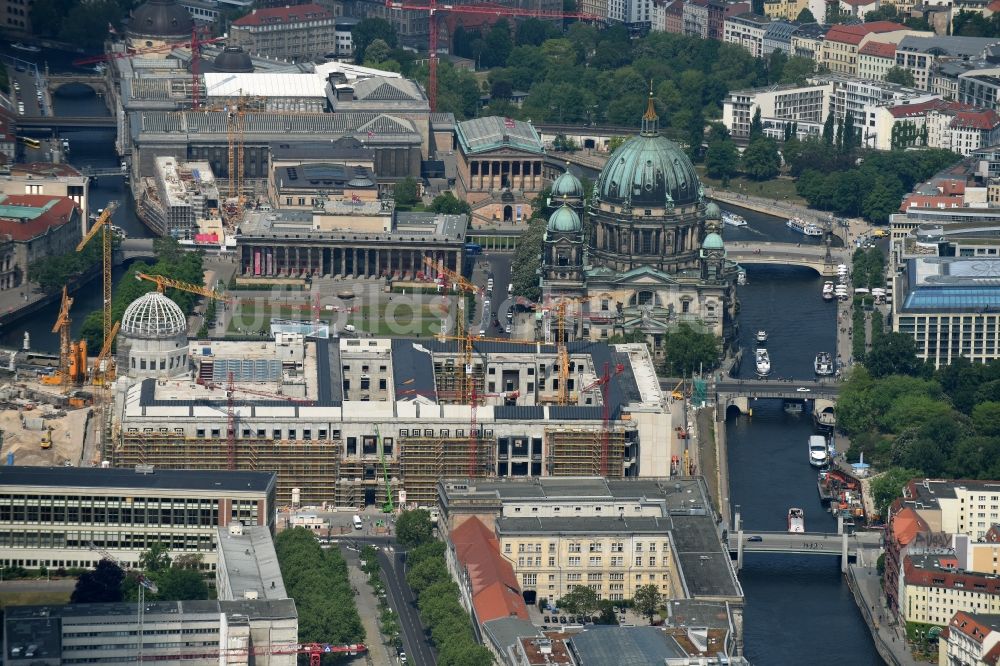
399,436 -> 495,506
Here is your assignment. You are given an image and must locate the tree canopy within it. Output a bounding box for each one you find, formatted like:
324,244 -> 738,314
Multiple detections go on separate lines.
663,323 -> 719,376
396,509 -> 434,548
71,560 -> 125,603
632,584 -> 662,624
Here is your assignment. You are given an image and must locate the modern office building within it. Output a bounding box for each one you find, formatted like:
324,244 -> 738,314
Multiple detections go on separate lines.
892,257 -> 1000,366
4,599 -> 298,665
723,81 -> 832,139
894,36 -> 1000,91
0,466 -> 277,571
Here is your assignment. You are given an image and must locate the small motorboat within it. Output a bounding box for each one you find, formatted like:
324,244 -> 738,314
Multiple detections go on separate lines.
756,330 -> 768,344
822,282 -> 834,301
809,435 -> 830,468
814,352 -> 834,376
788,507 -> 805,533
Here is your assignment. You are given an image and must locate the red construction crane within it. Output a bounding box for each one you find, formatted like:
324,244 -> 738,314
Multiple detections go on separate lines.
73,27 -> 223,109
198,372 -> 316,470
384,0 -> 601,110
579,361 -> 624,476
158,642 -> 367,665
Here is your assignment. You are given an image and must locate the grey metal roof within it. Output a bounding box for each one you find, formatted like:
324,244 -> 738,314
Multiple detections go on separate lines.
670,514 -> 743,599
271,136 -> 375,161
764,20 -> 798,42
217,526 -> 287,601
495,515 -> 673,535
494,405 -> 544,420
0,466 -> 276,493
569,626 -> 686,665
351,77 -> 425,102
132,111 -> 420,141
480,617 -> 541,654
456,116 -> 544,156
391,338 -> 437,401
897,35 -> 1000,57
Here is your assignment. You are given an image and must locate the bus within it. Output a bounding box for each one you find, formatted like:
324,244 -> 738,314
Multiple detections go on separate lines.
18,136 -> 40,149
464,242 -> 482,256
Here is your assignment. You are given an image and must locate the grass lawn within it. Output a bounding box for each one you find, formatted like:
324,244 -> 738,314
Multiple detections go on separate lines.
228,298 -> 447,337
695,167 -> 807,205
0,588 -> 72,609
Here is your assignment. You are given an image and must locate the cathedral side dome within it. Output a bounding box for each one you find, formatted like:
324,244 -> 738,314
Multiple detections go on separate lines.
128,0 -> 194,39
702,232 -> 724,251
596,92 -> 700,209
705,202 -> 722,219
552,168 -> 584,199
547,205 -> 582,233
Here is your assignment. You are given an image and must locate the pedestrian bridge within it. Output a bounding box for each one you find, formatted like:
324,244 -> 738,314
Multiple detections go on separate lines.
728,530 -> 882,572
727,242 -> 848,276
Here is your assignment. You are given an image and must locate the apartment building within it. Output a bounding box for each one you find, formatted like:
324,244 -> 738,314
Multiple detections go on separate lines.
682,0 -> 709,38
763,20 -> 798,55
901,552 -> 1000,626
857,41 -> 897,81
895,36 -> 1000,91
818,22 -> 927,76
0,466 -> 277,571
230,4 -> 338,62
723,82 -> 832,139
838,0 -> 880,19
959,68 -> 1000,111
791,22 -> 827,60
762,0 -> 809,20
437,477 -> 743,607
940,612 -> 1000,666
723,13 -> 772,58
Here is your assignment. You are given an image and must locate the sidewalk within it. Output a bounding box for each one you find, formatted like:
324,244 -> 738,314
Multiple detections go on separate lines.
346,552 -> 393,666
849,564 -> 926,666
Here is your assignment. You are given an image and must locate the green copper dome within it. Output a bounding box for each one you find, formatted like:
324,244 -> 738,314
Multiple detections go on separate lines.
547,205 -> 581,233
552,168 -> 583,198
703,232 -> 724,251
705,202 -> 722,219
596,93 -> 700,208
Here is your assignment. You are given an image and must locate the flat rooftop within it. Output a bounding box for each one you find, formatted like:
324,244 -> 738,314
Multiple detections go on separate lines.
217,526 -> 287,600
900,257 -> 1000,312
440,476 -> 709,504
0,466 -> 275,493
569,626 -> 686,665
237,208 -> 465,242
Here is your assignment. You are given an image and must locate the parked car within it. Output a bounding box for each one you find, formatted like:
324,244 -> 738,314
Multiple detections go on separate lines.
747,535 -> 763,542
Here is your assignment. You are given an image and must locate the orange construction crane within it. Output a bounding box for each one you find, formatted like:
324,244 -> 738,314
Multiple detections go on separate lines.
198,93 -> 266,221
579,361 -> 624,476
539,295 -> 591,406
384,0 -> 601,111
77,201 -> 119,364
136,272 -> 230,302
41,286 -> 84,390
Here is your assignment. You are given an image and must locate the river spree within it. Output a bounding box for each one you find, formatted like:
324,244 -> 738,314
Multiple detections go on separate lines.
723,204 -> 879,663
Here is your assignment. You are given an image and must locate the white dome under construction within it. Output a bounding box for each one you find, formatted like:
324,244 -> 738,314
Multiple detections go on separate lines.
122,291 -> 187,338
119,291 -> 189,380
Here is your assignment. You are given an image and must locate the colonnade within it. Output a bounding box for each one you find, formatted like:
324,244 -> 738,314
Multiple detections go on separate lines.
241,245 -> 459,278
468,159 -> 543,191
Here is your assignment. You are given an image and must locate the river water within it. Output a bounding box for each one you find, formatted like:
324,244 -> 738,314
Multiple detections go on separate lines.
0,83 -> 153,353
3,75 -> 881,660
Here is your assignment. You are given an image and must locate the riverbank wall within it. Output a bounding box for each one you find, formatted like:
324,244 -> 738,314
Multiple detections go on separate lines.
846,564 -> 918,666
0,264 -> 101,330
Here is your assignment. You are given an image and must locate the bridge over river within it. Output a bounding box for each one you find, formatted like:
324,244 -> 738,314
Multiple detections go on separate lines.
726,241 -> 849,276
728,529 -> 882,572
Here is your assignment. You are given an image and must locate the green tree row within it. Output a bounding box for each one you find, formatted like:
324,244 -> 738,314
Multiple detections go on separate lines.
29,236 -> 104,294
275,527 -> 365,648
793,147 -> 961,224
71,542 -> 207,604
30,0 -> 134,49
398,510 -> 493,666
837,338 -> 1000,518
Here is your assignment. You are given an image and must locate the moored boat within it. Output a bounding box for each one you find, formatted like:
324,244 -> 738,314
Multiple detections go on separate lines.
788,507 -> 805,533
755,348 -> 771,376
809,435 -> 830,468
11,42 -> 41,53
814,352 -> 834,376
756,330 -> 767,344
787,217 -> 824,236
822,281 -> 834,301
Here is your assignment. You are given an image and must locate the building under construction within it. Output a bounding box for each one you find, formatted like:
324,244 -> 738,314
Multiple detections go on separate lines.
112,335 -> 679,508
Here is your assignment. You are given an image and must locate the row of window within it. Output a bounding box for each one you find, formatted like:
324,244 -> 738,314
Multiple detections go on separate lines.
0,531 -> 213,551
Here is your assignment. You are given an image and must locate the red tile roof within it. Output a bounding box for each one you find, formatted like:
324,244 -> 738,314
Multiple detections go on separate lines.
950,611 -> 999,644
233,4 -> 331,27
859,40 -> 896,58
886,99 -> 957,119
841,0 -> 880,6
951,109 -> 1000,130
904,556 -> 1000,594
0,194 -> 78,242
990,0 -> 1000,13
891,507 -> 929,546
899,194 -> 964,212
825,21 -> 906,45
450,517 -> 529,624
986,643 -> 1000,665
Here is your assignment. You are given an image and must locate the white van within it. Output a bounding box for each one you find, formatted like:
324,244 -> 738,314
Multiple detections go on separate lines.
353,514 -> 363,530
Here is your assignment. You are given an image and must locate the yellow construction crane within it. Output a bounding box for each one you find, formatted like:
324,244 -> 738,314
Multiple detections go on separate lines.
135,272 -> 230,302
542,295 -> 591,406
76,201 -> 119,363
94,320 -> 121,385
423,256 -> 479,403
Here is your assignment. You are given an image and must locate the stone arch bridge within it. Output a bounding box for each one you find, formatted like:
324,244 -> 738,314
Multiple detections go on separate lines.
726,242 -> 848,276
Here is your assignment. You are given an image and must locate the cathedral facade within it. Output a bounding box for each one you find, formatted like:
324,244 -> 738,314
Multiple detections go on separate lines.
539,95 -> 742,360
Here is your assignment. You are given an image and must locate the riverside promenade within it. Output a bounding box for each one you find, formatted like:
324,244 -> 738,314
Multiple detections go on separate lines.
847,563 -> 926,666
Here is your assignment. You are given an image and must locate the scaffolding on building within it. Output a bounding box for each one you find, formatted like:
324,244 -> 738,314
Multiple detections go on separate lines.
545,427 -> 627,478
399,436 -> 495,506
336,458 -> 402,510
113,434 -> 341,505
